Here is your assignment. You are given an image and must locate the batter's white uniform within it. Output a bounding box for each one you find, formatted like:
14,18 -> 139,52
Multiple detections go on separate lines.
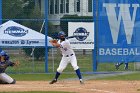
57,39 -> 79,73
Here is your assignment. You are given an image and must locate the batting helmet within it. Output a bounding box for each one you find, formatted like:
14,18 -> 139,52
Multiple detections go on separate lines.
58,31 -> 66,37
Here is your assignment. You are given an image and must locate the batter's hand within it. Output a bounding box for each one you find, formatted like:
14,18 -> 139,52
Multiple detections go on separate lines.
49,39 -> 60,47
49,39 -> 58,43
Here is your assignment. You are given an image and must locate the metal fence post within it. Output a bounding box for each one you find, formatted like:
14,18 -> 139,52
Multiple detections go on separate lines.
45,0 -> 48,73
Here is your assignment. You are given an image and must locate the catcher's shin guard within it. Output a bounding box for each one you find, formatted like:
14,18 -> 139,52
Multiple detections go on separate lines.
0,73 -> 14,84
0,80 -> 8,84
0,79 -> 16,84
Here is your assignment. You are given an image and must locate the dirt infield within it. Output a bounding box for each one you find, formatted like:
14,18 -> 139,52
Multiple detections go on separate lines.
0,80 -> 140,93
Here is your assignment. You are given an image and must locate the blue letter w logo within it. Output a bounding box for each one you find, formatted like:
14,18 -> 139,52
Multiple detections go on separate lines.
103,3 -> 139,44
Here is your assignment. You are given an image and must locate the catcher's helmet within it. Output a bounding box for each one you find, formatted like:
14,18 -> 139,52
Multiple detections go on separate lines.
58,31 -> 66,37
0,51 -> 9,61
0,51 -> 7,56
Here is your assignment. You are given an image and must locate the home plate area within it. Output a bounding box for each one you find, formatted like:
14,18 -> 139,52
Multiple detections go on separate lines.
0,80 -> 139,93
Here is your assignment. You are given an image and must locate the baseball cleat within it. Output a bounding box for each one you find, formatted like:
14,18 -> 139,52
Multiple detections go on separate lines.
80,80 -> 84,84
124,67 -> 128,70
49,79 -> 57,84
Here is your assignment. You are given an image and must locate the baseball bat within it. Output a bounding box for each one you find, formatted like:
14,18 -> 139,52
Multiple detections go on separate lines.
66,35 -> 76,39
51,32 -> 77,40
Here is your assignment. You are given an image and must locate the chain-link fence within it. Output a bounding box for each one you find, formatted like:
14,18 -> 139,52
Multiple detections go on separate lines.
2,0 -> 95,74
2,0 -> 46,73
2,0 -> 139,74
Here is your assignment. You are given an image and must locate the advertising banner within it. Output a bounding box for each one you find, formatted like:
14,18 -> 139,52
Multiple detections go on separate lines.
95,0 -> 140,62
0,20 -> 52,47
68,22 -> 94,49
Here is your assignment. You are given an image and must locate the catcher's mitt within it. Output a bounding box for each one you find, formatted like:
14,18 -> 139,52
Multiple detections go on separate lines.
13,61 -> 20,68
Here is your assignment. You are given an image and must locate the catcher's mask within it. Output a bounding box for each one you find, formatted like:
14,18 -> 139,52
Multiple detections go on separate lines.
58,31 -> 66,41
0,56 -> 6,62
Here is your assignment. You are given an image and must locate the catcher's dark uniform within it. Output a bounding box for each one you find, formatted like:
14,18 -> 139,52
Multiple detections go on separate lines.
0,51 -> 16,84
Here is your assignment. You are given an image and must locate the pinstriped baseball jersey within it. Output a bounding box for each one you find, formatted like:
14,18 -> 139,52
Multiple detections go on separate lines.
58,39 -> 75,56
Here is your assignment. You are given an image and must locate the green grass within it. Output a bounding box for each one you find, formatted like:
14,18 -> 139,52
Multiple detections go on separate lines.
4,53 -> 140,82
95,72 -> 140,80
6,54 -> 93,73
4,52 -> 140,74
10,73 -> 94,81
0,91 -> 75,93
8,72 -> 140,81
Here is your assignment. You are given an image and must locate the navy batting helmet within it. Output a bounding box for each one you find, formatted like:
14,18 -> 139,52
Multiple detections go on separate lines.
0,51 -> 7,56
58,31 -> 66,37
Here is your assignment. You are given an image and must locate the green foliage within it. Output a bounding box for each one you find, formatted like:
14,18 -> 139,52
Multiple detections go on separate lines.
60,15 -> 93,35
2,0 -> 36,19
22,4 -> 43,31
23,48 -> 45,60
48,22 -> 57,37
22,0 -> 36,17
22,4 -> 45,60
2,0 -> 24,19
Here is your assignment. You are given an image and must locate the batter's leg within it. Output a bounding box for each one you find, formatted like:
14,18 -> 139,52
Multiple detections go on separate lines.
70,56 -> 83,84
50,57 -> 68,84
75,69 -> 83,82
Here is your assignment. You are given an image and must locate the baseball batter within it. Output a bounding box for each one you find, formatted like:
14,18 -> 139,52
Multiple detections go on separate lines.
49,31 -> 84,84
0,50 -> 16,84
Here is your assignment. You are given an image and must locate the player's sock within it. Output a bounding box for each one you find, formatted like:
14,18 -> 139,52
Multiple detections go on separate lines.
54,71 -> 60,80
124,63 -> 128,70
75,68 -> 82,80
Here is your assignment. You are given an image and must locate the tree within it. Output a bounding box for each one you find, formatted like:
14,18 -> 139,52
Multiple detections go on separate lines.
23,4 -> 45,60
2,0 -> 36,19
2,0 -> 24,19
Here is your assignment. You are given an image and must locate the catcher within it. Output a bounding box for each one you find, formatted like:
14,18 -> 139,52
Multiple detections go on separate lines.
0,50 -> 19,84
